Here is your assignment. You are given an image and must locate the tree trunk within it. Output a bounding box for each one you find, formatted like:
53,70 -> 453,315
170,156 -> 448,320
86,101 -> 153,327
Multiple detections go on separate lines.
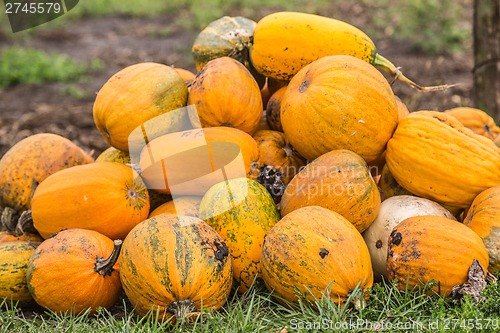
473,0 -> 500,122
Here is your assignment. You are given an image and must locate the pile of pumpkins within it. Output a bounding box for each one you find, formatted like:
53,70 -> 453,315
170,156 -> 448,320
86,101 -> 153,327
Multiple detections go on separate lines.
1,11 -> 500,322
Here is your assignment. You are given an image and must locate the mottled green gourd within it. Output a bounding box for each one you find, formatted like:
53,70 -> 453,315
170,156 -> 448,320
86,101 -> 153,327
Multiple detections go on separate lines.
199,178 -> 280,293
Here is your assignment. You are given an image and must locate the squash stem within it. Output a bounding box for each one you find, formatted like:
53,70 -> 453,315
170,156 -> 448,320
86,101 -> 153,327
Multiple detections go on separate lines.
16,210 -> 38,236
94,240 -> 123,276
373,54 -> 455,92
1,207 -> 19,234
167,299 -> 198,320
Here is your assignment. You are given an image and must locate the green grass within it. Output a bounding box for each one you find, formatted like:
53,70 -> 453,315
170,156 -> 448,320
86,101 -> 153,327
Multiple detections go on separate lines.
0,47 -> 103,88
2,279 -> 500,333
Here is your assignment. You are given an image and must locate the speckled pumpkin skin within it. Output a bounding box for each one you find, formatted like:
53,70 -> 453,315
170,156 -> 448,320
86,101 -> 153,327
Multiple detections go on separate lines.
149,196 -> 202,218
387,215 -> 489,296
26,229 -> 122,314
96,147 -> 131,164
0,241 -> 36,305
260,206 -> 373,305
199,178 -> 280,293
0,133 -> 93,214
120,215 -> 232,321
280,150 -> 380,233
31,162 -> 150,240
463,186 -> 500,273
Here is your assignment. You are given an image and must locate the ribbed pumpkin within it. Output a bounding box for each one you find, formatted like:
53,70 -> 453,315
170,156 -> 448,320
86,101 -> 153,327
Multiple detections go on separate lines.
387,215 -> 489,296
191,15 -> 265,88
280,150 -> 380,233
96,147 -> 131,164
0,133 -> 93,219
253,130 -> 306,184
280,55 -> 398,163
463,186 -> 500,273
444,107 -> 499,140
93,62 -> 189,152
261,206 -> 373,304
386,111 -> 500,208
149,196 -> 202,218
139,126 -> 259,196
31,162 -> 149,240
0,241 -> 36,305
362,195 -> 455,281
26,229 -> 122,314
199,178 -> 280,293
188,57 -> 263,135
120,214 -> 232,321
265,86 -> 286,132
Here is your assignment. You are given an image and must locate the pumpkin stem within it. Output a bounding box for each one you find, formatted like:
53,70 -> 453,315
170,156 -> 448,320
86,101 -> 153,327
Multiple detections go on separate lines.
167,299 -> 198,320
16,210 -> 38,236
94,239 -> 123,276
373,54 -> 456,92
1,207 -> 19,234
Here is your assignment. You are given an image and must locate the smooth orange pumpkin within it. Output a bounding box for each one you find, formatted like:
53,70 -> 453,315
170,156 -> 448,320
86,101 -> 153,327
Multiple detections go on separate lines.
280,150 -> 380,233
26,229 -> 122,314
280,55 -> 398,163
395,96 -> 410,120
261,206 -> 373,305
149,196 -> 202,218
31,162 -> 149,240
444,107 -> 499,140
188,57 -> 263,135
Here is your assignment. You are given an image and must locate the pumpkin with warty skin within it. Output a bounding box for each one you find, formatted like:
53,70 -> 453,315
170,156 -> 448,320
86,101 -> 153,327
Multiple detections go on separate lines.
386,111 -> 500,208
149,196 -> 202,218
188,57 -> 263,135
120,214 -> 232,321
199,178 -> 280,293
26,229 -> 122,314
96,147 -> 131,164
444,107 -> 499,140
93,62 -> 189,152
261,206 -> 373,305
463,186 -> 500,273
0,133 -> 93,218
362,195 -> 455,281
253,130 -> 306,184
139,126 -> 260,196
265,86 -> 286,132
280,150 -> 380,233
31,162 -> 149,240
0,241 -> 36,305
387,215 -> 489,296
280,55 -> 398,163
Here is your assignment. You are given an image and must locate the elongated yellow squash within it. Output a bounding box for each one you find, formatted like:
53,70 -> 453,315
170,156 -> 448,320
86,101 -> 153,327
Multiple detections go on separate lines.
250,12 -> 448,91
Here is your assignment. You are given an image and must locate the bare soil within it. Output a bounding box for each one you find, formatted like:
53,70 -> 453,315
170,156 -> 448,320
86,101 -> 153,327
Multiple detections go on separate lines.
0,12 -> 474,157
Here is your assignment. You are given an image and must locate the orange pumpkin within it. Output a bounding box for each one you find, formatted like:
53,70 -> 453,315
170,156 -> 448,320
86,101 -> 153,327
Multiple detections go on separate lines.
444,107 -> 499,140
266,77 -> 288,96
280,150 -> 380,233
31,162 -> 149,240
265,86 -> 286,132
387,215 -> 489,296
149,196 -> 202,218
93,63 -> 189,152
0,231 -> 42,245
188,57 -> 263,135
139,126 -> 260,196
173,67 -> 196,84
261,206 -> 373,305
463,186 -> 500,273
395,96 -> 410,120
280,55 -> 398,163
26,229 -> 122,314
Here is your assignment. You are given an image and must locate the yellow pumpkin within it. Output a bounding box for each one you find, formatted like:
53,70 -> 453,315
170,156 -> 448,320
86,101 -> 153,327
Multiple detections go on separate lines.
444,107 -> 499,140
95,147 -> 131,164
149,196 -> 202,218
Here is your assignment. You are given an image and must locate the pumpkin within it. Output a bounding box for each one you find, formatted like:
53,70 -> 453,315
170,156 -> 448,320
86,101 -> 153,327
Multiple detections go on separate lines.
386,111 -> 500,208
148,191 -> 173,213
253,130 -> 306,184
120,214 -> 232,321
149,196 -> 202,218
444,107 -> 499,140
96,147 -> 131,164
362,195 -> 455,281
173,67 -> 196,84
191,15 -> 265,88
379,164 -> 413,199
260,79 -> 271,108
0,241 -> 36,305
395,96 -> 410,120
280,150 -> 380,233
188,57 -> 263,135
26,229 -> 122,314
0,133 -> 93,223
280,55 -> 398,163
261,206 -> 373,304
266,77 -> 288,96
199,178 -> 280,293
463,186 -> 500,273
93,62 -> 189,152
31,162 -> 149,240
387,215 -> 489,296
0,231 -> 42,245
139,126 -> 259,196
265,86 -> 286,132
